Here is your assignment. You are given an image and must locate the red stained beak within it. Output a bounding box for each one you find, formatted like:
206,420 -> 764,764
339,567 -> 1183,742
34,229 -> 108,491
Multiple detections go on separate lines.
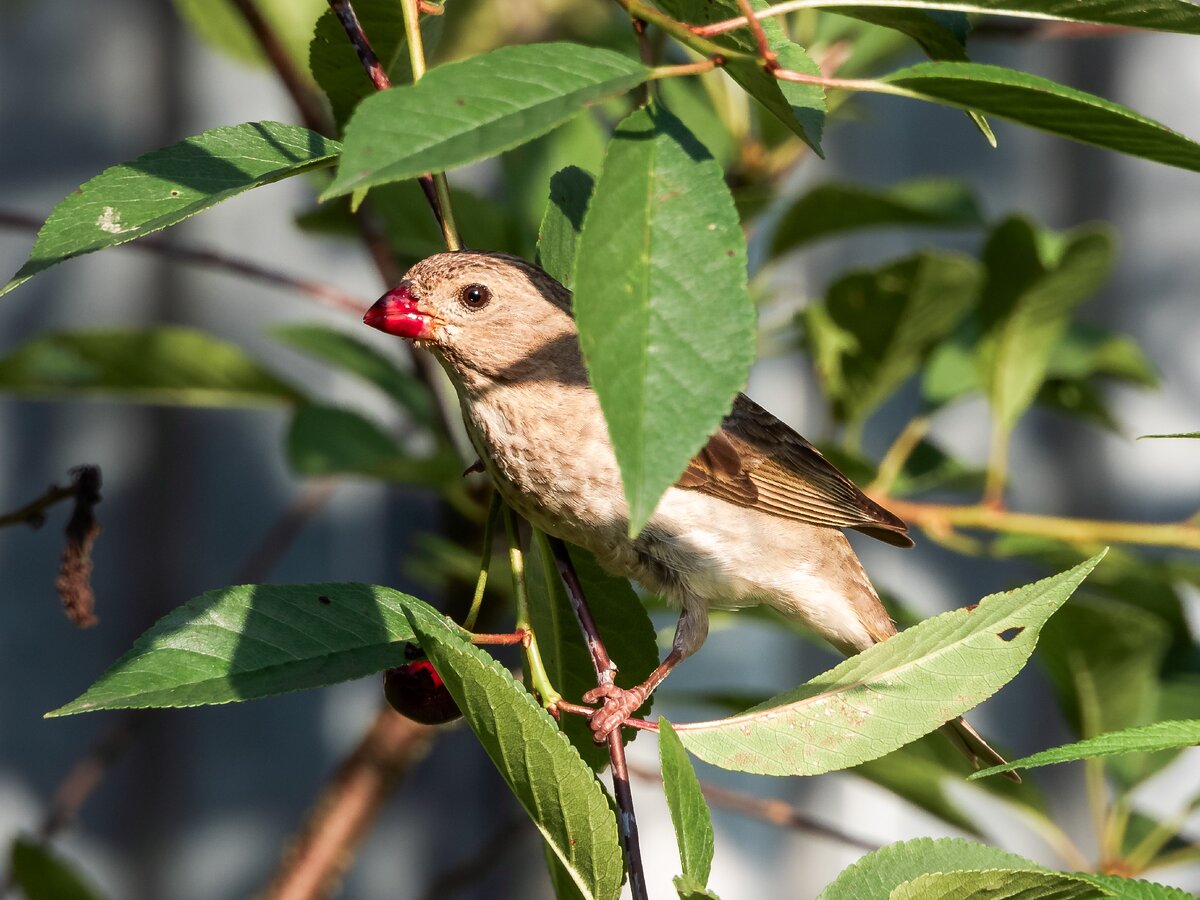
363,282 -> 434,340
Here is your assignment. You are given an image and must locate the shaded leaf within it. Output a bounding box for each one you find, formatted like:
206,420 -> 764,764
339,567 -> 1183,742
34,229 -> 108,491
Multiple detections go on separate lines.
574,104 -> 754,534
9,838 -> 106,900
972,719 -> 1200,779
504,112 -> 607,251
674,873 -> 722,900
405,599 -> 624,900
976,217 -> 1115,431
801,0 -> 1200,35
833,8 -> 970,61
286,404 -> 457,486
676,555 -> 1104,775
323,43 -> 647,198
536,167 -> 596,289
173,0 -> 325,71
659,719 -> 715,887
771,179 -> 983,255
656,0 -> 826,151
804,250 -> 981,424
882,63 -> 1200,173
48,583 -> 423,715
0,328 -> 302,407
1044,323 -> 1158,387
817,837 -> 1052,900
891,869 -> 1108,900
3,123 -> 339,297
310,0 -> 443,130
272,323 -> 437,427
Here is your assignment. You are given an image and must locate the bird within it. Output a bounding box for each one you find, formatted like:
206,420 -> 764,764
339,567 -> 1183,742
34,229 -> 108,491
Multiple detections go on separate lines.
363,249 -> 1013,778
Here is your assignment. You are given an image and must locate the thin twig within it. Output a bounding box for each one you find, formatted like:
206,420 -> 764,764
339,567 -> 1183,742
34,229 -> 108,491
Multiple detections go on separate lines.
735,0 -> 777,68
227,0 -> 333,135
877,496 -> 1200,552
261,708 -> 436,900
0,212 -> 366,315
627,763 -> 879,853
0,481 -> 78,530
547,537 -> 649,900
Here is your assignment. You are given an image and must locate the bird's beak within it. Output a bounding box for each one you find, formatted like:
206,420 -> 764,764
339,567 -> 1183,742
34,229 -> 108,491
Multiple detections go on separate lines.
363,281 -> 435,340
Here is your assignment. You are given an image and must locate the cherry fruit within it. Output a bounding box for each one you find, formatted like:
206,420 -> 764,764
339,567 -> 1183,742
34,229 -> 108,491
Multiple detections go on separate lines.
383,647 -> 461,724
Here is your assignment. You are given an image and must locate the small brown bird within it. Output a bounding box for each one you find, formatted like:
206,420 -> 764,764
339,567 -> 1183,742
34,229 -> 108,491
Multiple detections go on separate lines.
365,250 -> 1010,776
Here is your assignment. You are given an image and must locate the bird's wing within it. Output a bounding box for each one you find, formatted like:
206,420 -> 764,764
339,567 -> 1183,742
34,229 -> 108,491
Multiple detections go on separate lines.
677,394 -> 914,547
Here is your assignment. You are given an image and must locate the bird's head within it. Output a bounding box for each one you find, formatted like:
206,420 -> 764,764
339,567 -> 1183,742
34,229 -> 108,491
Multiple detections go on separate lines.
363,251 -> 579,385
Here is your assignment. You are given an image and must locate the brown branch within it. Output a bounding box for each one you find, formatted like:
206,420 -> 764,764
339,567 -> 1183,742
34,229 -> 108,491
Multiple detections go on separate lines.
735,0 -> 777,68
261,708 -> 436,900
627,763 -> 879,852
227,0 -> 334,136
0,481 -> 78,530
547,537 -> 649,900
0,212 -> 366,315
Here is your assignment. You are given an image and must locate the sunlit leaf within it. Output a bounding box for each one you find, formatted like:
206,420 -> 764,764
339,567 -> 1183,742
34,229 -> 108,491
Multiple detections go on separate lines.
574,104 -> 754,534
3,123 -> 339,297
659,718 -> 715,887
676,555 -> 1104,775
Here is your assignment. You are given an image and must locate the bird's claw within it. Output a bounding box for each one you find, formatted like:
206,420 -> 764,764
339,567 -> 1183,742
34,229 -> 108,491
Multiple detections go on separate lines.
582,683 -> 647,742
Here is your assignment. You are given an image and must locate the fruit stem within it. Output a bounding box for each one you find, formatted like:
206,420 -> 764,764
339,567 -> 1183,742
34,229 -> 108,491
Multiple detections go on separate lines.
503,509 -> 562,709
462,491 -> 501,632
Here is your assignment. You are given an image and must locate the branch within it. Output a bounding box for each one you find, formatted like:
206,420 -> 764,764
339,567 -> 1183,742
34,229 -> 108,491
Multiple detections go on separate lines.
260,708 -> 436,900
547,537 -> 649,900
0,212 -> 366,315
878,496 -> 1200,552
227,0 -> 334,136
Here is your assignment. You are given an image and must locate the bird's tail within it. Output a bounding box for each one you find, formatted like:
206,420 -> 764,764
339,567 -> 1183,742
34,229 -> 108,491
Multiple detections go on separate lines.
939,716 -> 1021,784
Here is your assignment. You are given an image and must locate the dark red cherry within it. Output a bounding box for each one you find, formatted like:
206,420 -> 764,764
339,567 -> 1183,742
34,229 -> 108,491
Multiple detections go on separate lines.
383,658 -> 461,725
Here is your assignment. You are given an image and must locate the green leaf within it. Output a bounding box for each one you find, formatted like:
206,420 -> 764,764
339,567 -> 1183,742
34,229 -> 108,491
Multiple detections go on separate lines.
1076,874 -> 1196,900
272,323 -> 437,427
573,104 -> 755,534
676,554 -> 1104,775
286,404 -> 457,486
503,112 -> 607,251
804,250 -> 981,424
2,123 -> 339,297
674,873 -> 722,900
173,0 -> 325,71
536,167 -> 596,289
404,599 -> 624,900
882,63 -> 1200,173
659,719 -> 715,887
526,535 -> 659,769
9,838 -> 106,900
798,0 -> 1200,35
47,583 -> 423,715
1044,323 -> 1158,387
771,179 -> 984,255
323,43 -> 648,198
309,0 -> 444,131
0,328 -> 302,407
817,837 -> 1052,900
832,8 -> 970,60
1140,432 -> 1200,439
891,869 -> 1109,900
976,217 -> 1115,432
657,0 -> 825,151
972,720 -> 1200,779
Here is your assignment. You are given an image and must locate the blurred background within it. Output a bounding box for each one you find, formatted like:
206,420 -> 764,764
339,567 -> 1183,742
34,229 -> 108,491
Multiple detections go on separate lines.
1,1 -> 1198,897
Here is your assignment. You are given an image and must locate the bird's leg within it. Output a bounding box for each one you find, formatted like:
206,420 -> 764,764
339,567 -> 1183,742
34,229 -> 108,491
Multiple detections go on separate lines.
584,602 -> 708,742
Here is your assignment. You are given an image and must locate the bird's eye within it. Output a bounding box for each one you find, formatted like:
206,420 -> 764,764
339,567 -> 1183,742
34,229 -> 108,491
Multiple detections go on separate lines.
459,283 -> 491,310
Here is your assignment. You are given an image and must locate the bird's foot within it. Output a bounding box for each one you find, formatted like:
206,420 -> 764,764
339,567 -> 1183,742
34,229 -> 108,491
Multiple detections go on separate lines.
583,683 -> 648,742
